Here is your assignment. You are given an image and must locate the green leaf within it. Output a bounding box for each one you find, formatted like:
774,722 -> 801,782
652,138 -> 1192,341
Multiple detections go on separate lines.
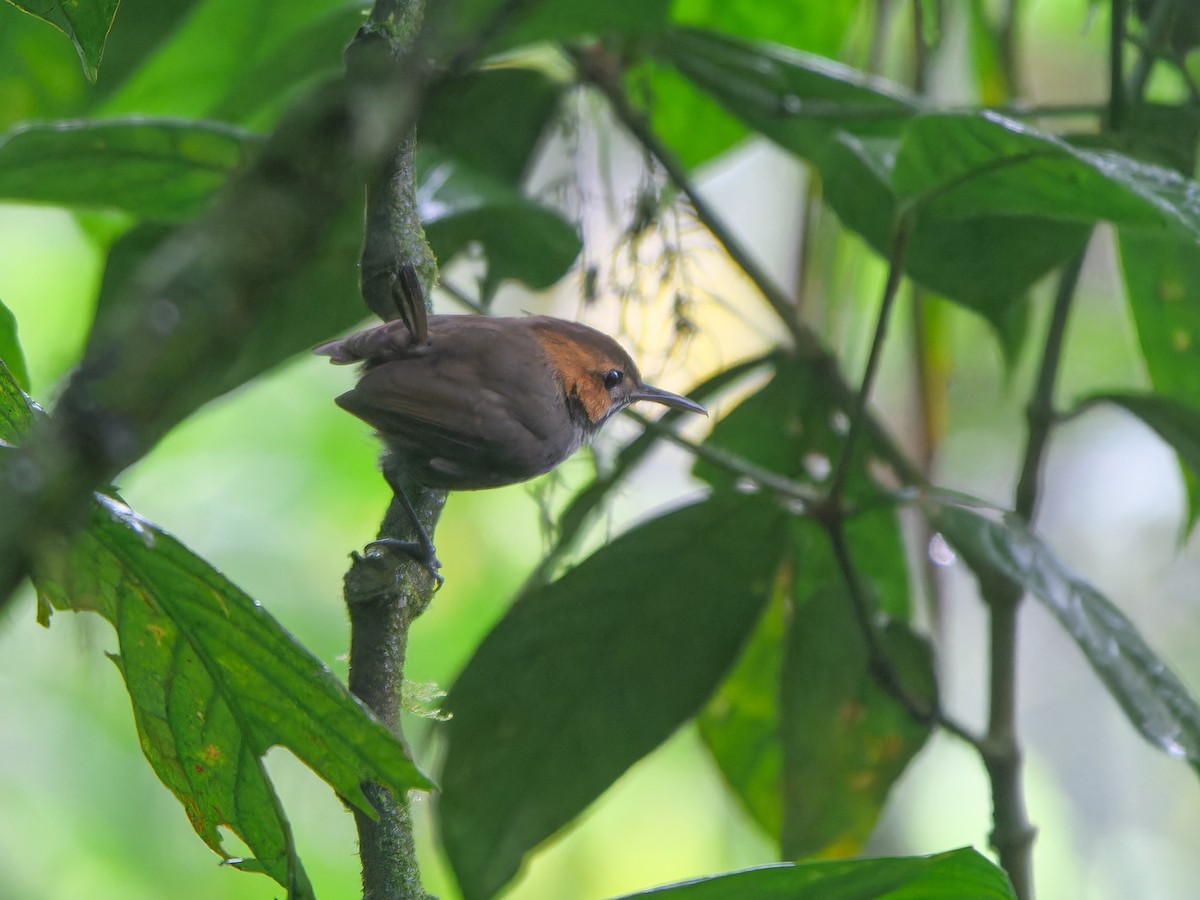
931,500 -> 1200,768
80,0 -> 206,101
0,4 -> 90,128
894,113 -> 1200,241
699,513 -> 926,857
781,520 -> 933,858
97,0 -> 360,125
636,2 -> 863,168
0,338 -> 35,443
1119,230 -> 1200,401
421,67 -> 564,184
418,150 -> 581,293
440,495 -> 785,900
33,494 -> 431,897
0,297 -> 30,392
698,578 -> 787,837
207,2 -> 370,125
611,847 -> 1015,899
6,0 -> 119,82
0,118 -> 250,220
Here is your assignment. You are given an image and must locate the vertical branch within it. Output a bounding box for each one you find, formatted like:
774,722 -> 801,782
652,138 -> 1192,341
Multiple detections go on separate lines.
341,2 -> 440,898
981,252 -> 1084,900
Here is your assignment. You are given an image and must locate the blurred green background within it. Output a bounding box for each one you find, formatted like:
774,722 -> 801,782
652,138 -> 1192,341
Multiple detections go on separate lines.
3,1 -> 1200,898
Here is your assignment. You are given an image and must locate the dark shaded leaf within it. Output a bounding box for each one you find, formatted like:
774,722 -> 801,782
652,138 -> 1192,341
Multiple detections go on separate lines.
426,0 -> 671,61
931,500 -> 1200,768
440,495 -> 785,900
781,519 -> 933,858
421,67 -> 563,184
418,150 -> 581,292
695,354 -> 911,552
0,298 -> 29,392
612,847 -> 1015,899
8,0 -> 119,82
34,495 -> 431,897
0,118 -> 250,220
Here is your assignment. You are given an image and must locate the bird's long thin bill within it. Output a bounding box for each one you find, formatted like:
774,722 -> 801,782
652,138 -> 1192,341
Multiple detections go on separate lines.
631,384 -> 707,416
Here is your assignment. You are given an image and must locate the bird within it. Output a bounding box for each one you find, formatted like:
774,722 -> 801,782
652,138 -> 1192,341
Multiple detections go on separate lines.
315,312 -> 706,582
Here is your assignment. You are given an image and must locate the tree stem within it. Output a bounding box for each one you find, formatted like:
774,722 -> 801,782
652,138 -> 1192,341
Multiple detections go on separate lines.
983,252 -> 1084,900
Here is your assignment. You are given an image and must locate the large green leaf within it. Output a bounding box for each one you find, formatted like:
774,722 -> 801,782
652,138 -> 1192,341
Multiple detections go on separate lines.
612,847 -> 1015,899
0,118 -> 250,220
894,113 -> 1200,241
418,149 -> 581,294
931,500 -> 1200,768
6,0 -> 119,82
33,495 -> 430,897
440,495 -> 785,900
97,0 -> 359,124
0,297 -> 29,392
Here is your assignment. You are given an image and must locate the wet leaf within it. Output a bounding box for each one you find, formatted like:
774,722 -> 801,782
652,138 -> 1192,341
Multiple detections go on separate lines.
611,846 -> 1015,899
33,495 -> 430,897
8,0 -> 120,82
931,500 -> 1200,768
894,112 -> 1200,241
440,495 -> 785,900
0,118 -> 250,220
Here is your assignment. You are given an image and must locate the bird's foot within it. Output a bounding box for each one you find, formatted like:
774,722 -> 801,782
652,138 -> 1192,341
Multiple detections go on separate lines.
366,537 -> 444,589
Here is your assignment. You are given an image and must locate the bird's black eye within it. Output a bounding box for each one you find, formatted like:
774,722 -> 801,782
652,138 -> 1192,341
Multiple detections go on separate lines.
603,368 -> 624,389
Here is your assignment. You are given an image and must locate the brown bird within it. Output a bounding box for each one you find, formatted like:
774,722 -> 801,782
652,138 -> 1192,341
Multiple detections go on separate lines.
315,313 -> 706,580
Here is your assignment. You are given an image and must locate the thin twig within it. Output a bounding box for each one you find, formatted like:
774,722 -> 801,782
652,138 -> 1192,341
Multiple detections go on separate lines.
827,214 -> 914,504
981,252 -> 1084,900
